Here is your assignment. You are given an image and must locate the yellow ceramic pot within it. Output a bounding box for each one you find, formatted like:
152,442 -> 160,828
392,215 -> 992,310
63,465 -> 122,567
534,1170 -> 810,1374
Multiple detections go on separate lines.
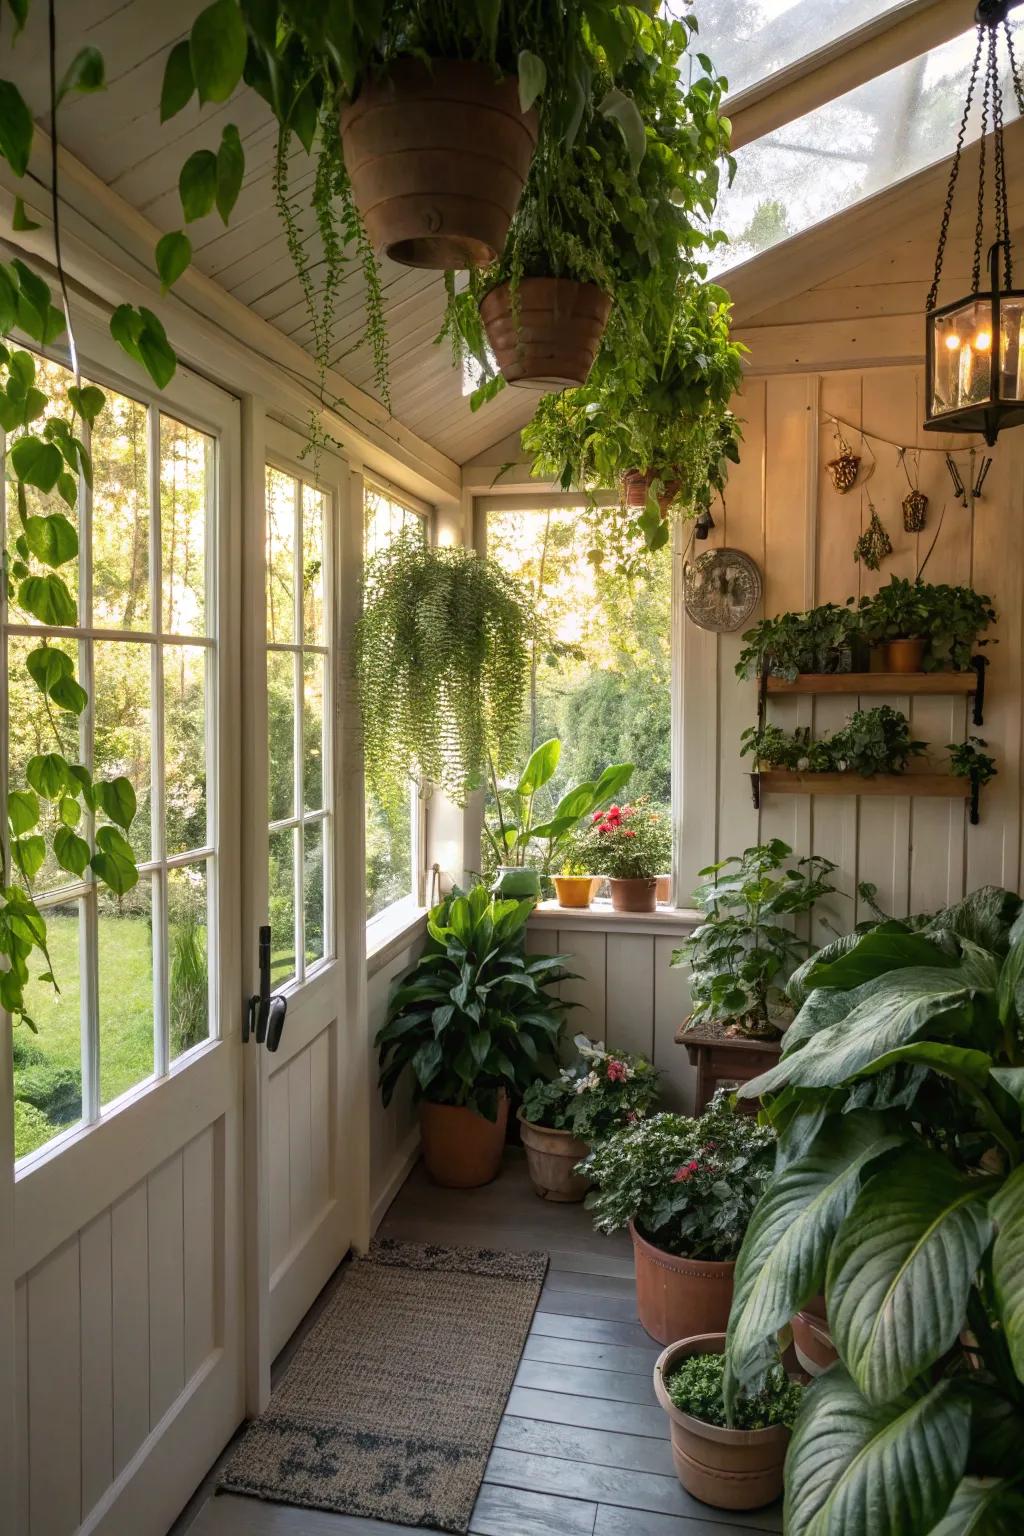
552,875 -> 600,909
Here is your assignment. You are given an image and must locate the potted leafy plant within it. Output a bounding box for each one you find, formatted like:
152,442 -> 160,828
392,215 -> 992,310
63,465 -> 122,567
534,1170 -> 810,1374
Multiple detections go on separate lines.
654,1337 -> 802,1511
375,886 -> 572,1187
724,884 -> 1024,1531
949,735 -> 997,786
485,738 -> 632,900
581,1092 -> 775,1343
551,838 -> 602,910
857,576 -> 996,673
581,799 -> 672,912
735,602 -> 864,682
519,1035 -> 660,1201
741,708 -> 927,778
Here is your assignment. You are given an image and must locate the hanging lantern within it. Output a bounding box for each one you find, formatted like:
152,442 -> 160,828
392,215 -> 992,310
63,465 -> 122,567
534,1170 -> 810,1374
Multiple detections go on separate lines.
924,3 -> 1024,446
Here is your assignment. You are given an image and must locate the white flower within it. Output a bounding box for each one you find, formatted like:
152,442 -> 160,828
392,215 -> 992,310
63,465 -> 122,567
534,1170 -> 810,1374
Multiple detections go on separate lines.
575,1070 -> 600,1095
796,757 -> 810,772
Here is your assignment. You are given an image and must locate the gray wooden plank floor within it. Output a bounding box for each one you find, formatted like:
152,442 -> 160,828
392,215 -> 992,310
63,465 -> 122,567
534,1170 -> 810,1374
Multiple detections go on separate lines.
175,1149 -> 782,1536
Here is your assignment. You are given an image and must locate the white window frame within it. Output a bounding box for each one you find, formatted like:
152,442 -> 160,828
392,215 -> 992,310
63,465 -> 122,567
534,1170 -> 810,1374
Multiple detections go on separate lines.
3,318 -> 237,1171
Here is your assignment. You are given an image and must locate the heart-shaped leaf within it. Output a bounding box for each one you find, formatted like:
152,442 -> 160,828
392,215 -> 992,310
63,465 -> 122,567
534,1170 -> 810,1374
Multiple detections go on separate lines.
517,49 -> 547,112
10,435 -> 63,492
155,230 -> 192,293
0,78 -> 33,176
26,752 -> 67,800
67,384 -> 105,426
49,673 -> 87,715
191,0 -> 247,105
54,825 -> 90,878
12,834 -> 45,882
7,788 -> 39,835
215,123 -> 244,222
160,38 -> 194,121
96,775 -> 137,831
179,149 -> 217,222
91,826 -> 138,895
24,512 -> 78,567
56,45 -> 105,104
19,573 -> 77,626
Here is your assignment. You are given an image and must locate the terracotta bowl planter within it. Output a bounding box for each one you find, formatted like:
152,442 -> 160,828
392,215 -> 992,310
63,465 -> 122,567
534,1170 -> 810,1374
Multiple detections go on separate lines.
339,60 -> 538,269
480,278 -> 612,388
885,636 -> 926,672
621,469 -> 681,514
419,1093 -> 508,1188
654,1333 -> 789,1511
517,1107 -> 590,1202
630,1222 -> 735,1345
553,874 -> 600,909
610,877 -> 658,914
791,1292 -> 838,1376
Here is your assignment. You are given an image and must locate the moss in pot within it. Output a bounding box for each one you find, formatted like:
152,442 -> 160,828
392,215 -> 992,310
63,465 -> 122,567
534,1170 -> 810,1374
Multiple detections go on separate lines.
581,1092 -> 775,1343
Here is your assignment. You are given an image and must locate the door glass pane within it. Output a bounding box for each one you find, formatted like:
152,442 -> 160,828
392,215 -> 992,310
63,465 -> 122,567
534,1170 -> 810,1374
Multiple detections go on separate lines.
304,821 -> 325,967
302,482 -> 326,644
169,862 -> 210,1060
266,466 -> 296,643
93,639 -> 153,863
91,385 -> 150,630
161,414 -> 212,637
7,633 -> 83,895
268,649 -> 295,823
165,643 -> 208,855
13,900 -> 82,1158
269,827 -> 297,987
302,650 -> 324,813
98,877 -> 154,1107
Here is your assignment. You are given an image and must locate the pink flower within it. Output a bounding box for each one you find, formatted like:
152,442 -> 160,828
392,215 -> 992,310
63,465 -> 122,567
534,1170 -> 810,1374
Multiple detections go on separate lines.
672,1166 -> 691,1182
626,1110 -> 638,1123
688,1159 -> 699,1172
592,810 -> 604,822
606,1060 -> 628,1083
623,828 -> 636,838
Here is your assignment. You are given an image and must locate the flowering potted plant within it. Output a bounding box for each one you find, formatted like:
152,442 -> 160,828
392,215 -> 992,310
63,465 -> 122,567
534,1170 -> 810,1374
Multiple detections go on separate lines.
519,1035 -> 660,1200
581,1092 -> 775,1343
583,798 -> 672,913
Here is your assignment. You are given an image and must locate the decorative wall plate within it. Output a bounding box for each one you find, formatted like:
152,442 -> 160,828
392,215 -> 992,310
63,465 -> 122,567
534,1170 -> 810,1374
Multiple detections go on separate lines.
683,547 -> 763,633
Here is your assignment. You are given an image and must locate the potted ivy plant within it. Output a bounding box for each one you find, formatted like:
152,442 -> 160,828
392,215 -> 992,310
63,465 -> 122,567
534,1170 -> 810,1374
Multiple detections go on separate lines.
857,576 -> 996,673
740,707 -> 928,779
582,799 -> 672,913
734,602 -> 865,682
724,884 -> 1024,1532
518,1035 -> 660,1201
375,887 -> 572,1187
654,1337 -> 802,1511
581,1092 -> 775,1343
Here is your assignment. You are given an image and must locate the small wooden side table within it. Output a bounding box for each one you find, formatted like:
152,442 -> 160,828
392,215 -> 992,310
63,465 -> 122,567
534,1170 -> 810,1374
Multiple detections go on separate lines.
675,1018 -> 782,1113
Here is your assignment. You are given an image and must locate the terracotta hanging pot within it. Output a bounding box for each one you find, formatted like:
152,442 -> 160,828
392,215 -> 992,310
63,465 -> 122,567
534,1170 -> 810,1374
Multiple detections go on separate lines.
517,1108 -> 590,1202
630,1222 -> 735,1344
419,1093 -> 508,1188
339,60 -> 539,269
621,469 -> 681,514
654,1334 -> 790,1511
610,877 -> 658,913
480,278 -> 612,388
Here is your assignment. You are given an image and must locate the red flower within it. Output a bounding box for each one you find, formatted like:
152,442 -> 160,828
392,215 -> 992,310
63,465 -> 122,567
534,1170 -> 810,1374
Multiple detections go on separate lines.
688,1159 -> 699,1172
623,828 -> 636,838
672,1166 -> 691,1182
591,810 -> 604,822
606,1060 -> 627,1082
597,823 -> 609,834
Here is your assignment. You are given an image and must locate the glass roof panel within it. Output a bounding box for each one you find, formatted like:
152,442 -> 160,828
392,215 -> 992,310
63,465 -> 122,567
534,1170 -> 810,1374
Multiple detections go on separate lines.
710,22 -> 1023,274
687,0 -> 906,98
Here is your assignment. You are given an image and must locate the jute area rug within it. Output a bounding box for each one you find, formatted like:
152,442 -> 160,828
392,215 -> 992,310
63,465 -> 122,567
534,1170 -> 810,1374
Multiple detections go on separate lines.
220,1238 -> 548,1532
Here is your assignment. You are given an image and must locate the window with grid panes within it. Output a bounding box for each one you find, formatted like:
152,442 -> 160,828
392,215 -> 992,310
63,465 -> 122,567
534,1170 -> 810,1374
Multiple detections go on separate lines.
7,353 -> 217,1162
265,464 -> 332,986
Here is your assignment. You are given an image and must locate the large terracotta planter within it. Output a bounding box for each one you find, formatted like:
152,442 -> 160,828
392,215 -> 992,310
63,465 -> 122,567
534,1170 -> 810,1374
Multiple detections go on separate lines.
480,278 -> 612,388
630,1222 -> 735,1345
517,1108 -> 590,1202
339,60 -> 538,269
553,874 -> 600,909
791,1292 -> 837,1376
622,469 -> 681,514
420,1094 -> 508,1188
885,636 -> 926,672
654,1334 -> 789,1511
610,877 -> 658,913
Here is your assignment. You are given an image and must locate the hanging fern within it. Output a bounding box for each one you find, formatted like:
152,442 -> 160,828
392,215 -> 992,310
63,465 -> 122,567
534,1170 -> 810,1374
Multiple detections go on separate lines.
355,530 -> 540,807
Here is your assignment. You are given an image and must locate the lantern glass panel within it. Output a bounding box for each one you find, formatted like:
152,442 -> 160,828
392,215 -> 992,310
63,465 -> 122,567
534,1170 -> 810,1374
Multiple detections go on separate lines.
999,298 -> 1024,401
932,300 -> 993,416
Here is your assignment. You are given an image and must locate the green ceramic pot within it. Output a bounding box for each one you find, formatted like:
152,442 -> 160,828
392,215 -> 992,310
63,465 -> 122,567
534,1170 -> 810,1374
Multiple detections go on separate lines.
491,865 -> 542,900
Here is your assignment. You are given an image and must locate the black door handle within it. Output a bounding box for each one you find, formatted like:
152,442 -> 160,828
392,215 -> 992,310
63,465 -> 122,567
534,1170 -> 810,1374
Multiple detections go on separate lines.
245,923 -> 288,1052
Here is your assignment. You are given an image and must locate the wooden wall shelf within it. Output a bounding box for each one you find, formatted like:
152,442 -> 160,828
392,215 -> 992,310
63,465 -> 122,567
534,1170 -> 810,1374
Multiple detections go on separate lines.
761,657 -> 987,725
751,769 -> 978,822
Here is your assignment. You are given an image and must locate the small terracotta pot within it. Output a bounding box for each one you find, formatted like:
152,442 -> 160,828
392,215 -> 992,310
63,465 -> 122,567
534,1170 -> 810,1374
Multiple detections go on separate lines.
621,469 -> 681,514
553,874 -> 600,909
654,1333 -> 790,1511
339,60 -> 538,269
480,278 -> 612,388
419,1094 -> 508,1188
656,874 -> 672,905
610,877 -> 658,914
517,1108 -> 590,1202
790,1292 -> 838,1376
885,636 -> 926,673
630,1222 -> 735,1345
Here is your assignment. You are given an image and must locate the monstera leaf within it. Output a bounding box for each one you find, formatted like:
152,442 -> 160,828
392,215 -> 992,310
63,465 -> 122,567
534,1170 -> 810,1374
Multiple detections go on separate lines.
726,1112 -> 901,1400
927,1477 -> 1024,1535
784,1371 -> 969,1536
827,1146 -> 995,1402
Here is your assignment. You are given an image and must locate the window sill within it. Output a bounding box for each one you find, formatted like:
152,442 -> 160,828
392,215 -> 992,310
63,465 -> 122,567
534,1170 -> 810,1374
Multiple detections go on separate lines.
529,899 -> 702,937
366,900 -> 429,977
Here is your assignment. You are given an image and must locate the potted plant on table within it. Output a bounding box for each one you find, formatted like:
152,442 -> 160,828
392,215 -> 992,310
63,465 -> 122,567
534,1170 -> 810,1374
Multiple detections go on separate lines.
654,1337 -> 802,1511
375,886 -> 572,1188
583,798 -> 672,913
582,1091 -> 775,1343
519,1035 -> 660,1201
724,884 -> 1024,1531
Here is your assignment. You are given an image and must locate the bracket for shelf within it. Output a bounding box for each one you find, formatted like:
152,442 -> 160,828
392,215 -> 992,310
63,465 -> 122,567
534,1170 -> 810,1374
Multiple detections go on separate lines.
757,663 -> 769,732
750,772 -> 761,810
970,772 -> 981,826
970,655 -> 988,727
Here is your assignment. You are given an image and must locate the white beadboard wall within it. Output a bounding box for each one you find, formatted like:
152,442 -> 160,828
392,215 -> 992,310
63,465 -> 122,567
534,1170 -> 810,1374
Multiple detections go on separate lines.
368,933 -> 424,1231
680,365 -> 1024,927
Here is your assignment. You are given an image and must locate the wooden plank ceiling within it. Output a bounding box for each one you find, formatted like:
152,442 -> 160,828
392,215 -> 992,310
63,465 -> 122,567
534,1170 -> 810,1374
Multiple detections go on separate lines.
8,0 -> 537,465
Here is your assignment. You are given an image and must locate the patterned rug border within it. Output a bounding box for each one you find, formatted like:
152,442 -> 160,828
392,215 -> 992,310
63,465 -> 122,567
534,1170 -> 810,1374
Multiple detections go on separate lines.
366,1236 -> 548,1284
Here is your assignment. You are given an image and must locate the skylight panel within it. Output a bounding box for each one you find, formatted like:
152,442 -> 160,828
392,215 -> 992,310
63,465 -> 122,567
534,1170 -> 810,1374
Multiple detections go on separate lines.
687,0 -> 904,98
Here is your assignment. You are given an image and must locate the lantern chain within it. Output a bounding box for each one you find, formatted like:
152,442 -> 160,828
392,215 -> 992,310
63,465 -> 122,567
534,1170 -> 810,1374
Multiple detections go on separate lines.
990,20 -> 1012,289
972,45 -> 992,293
928,24 -> 985,311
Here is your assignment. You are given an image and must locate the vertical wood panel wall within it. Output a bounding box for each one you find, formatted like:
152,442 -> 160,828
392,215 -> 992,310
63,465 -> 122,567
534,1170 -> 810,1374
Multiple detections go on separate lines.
681,364 -> 1024,928
367,935 -> 423,1230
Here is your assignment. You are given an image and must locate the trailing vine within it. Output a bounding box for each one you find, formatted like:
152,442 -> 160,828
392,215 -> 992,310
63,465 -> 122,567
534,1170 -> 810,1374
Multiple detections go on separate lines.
355,528 -> 541,809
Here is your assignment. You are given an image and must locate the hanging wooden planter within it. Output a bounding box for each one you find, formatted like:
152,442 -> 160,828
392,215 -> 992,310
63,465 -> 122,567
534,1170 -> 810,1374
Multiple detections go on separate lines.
621,468 -> 681,514
339,60 -> 539,269
480,278 -> 612,387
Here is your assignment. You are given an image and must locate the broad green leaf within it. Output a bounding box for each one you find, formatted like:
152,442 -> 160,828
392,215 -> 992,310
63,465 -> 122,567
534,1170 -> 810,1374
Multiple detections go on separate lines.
24,512 -> 78,567
992,1164 -> 1024,1379
56,471 -> 77,508
591,760 -> 634,805
528,814 -> 578,841
784,1371 -> 968,1536
155,230 -> 192,292
828,1146 -> 994,1402
10,435 -> 63,492
598,85 -> 647,170
926,885 -> 1021,956
56,46 -> 105,104
53,825 -> 89,877
191,0 -> 247,104
517,737 -> 561,795
58,796 -> 80,827
66,763 -> 95,810
109,304 -> 176,388
7,788 -> 39,834
216,123 -> 244,222
49,674 -> 87,715
927,1477 -> 1024,1535
179,149 -> 217,222
550,782 -> 599,825
800,929 -> 955,993
517,49 -> 547,112
849,1040 -> 994,1092
991,1066 -> 1024,1108
997,932 -> 1024,1026
0,78 -> 33,176
726,1112 -> 900,1400
19,573 -> 77,626
67,384 -> 105,425
90,826 -> 138,894
160,38 -> 194,121
13,834 -> 45,881
412,1037 -> 442,1090
26,752 -> 67,799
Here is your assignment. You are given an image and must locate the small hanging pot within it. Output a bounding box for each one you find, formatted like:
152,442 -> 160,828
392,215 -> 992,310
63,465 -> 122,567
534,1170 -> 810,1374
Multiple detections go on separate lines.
902,489 -> 928,533
480,278 -> 612,388
621,469 -> 681,515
